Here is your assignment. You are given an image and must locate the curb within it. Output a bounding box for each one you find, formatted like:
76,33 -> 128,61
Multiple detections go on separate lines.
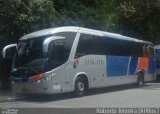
0,95 -> 16,102
0,90 -> 15,102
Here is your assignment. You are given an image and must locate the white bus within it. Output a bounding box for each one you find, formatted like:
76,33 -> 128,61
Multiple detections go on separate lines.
3,26 -> 156,96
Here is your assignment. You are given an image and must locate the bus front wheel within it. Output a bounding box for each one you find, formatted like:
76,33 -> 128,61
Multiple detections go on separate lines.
74,77 -> 87,97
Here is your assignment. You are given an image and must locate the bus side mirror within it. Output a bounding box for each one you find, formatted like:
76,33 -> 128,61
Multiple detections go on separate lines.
43,36 -> 65,56
2,44 -> 17,59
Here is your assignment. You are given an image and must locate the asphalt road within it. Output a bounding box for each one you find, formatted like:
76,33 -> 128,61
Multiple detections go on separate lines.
0,82 -> 160,108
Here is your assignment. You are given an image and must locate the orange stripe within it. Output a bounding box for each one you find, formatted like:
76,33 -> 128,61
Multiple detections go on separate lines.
136,57 -> 149,72
29,73 -> 44,81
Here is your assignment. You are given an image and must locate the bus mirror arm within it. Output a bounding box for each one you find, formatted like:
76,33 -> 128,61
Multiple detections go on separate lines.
43,36 -> 65,55
2,44 -> 17,59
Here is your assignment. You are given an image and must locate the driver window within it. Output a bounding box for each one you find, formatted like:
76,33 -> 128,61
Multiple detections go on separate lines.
48,40 -> 65,69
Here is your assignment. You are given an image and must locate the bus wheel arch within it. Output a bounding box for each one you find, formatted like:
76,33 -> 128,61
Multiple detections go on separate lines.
73,74 -> 89,97
136,71 -> 144,87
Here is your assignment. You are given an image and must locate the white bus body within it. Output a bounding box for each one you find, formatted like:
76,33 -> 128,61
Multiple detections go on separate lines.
6,26 -> 155,96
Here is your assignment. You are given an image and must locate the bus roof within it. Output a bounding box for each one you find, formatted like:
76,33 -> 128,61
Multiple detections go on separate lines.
20,26 -> 79,40
19,26 -> 153,44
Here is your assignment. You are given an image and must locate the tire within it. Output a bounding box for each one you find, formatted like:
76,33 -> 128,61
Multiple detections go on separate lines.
74,77 -> 87,97
136,72 -> 144,87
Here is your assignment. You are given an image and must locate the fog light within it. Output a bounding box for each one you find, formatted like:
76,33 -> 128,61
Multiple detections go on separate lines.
35,79 -> 41,83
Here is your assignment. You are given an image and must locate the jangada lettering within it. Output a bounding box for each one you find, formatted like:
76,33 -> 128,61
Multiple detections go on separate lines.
85,59 -> 104,65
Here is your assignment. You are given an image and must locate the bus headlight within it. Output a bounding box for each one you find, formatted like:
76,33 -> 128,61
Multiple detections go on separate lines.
35,79 -> 42,83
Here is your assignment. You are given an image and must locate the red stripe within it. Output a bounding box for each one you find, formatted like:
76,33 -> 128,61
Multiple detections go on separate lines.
29,73 -> 44,81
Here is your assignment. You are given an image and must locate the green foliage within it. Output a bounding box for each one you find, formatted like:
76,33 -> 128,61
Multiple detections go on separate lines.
53,0 -> 160,43
53,0 -> 118,31
0,0 -> 55,41
115,0 -> 160,43
0,0 -> 160,43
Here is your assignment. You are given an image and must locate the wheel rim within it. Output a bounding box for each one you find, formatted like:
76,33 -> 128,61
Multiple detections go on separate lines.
77,82 -> 84,92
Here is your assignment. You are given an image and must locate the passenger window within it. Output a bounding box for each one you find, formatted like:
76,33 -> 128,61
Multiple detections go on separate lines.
75,33 -> 151,57
75,34 -> 95,58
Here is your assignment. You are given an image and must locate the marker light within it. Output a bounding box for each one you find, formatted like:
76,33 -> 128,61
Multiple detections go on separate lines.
29,73 -> 44,81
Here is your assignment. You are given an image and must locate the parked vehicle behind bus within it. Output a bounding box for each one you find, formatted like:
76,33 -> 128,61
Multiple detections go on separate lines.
154,45 -> 160,80
3,26 -> 156,96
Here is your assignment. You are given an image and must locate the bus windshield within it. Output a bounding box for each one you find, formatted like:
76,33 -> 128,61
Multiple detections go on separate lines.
12,37 -> 48,77
11,32 -> 76,77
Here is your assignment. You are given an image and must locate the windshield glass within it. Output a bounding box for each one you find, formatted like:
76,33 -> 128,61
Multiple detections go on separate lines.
11,32 -> 76,77
12,36 -> 48,77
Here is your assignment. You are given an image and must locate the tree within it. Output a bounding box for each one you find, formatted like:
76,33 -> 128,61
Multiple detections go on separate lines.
53,0 -> 118,31
114,0 -> 160,43
0,0 -> 160,43
0,0 -> 55,41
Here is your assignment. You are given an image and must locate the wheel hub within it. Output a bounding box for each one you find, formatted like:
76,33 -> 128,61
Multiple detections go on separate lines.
78,82 -> 84,92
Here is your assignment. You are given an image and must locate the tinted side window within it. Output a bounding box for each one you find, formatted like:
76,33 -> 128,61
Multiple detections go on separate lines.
76,33 -> 149,57
75,34 -> 95,58
122,41 -> 144,57
94,36 -> 129,56
97,37 -> 145,57
48,32 -> 76,70
103,37 -> 124,56
54,32 -> 77,58
95,36 -> 108,55
48,40 -> 65,69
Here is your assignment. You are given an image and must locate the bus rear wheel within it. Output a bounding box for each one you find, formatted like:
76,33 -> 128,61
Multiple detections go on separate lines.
137,72 -> 144,87
74,77 -> 87,97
